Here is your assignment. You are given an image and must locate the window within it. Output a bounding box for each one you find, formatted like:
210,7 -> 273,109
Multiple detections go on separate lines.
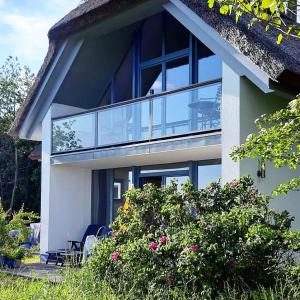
197,40 -> 222,83
99,84 -> 111,107
114,47 -> 134,103
165,12 -> 190,54
166,57 -> 189,91
141,65 -> 163,96
165,175 -> 189,191
198,162 -> 221,189
141,14 -> 163,62
113,168 -> 133,219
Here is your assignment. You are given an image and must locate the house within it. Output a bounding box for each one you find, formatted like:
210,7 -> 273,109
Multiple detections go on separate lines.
9,0 -> 300,255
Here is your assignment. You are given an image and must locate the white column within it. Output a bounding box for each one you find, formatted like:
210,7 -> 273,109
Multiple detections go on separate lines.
40,104 -> 92,253
221,63 -> 241,183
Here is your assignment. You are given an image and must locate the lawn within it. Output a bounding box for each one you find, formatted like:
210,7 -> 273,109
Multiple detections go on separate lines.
0,271 -> 300,300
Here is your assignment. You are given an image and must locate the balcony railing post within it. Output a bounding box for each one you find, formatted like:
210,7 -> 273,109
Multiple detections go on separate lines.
149,98 -> 153,141
95,112 -> 98,148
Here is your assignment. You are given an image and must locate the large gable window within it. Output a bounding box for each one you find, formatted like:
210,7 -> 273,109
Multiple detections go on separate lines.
197,40 -> 222,83
140,12 -> 191,96
99,11 -> 222,104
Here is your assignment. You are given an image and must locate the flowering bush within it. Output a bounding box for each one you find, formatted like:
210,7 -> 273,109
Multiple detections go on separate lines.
88,176 -> 300,294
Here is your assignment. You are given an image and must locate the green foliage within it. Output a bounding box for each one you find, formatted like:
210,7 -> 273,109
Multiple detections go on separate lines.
0,204 -> 38,260
0,56 -> 40,213
208,0 -> 300,43
0,269 -> 299,299
231,98 -> 300,195
87,177 -> 300,296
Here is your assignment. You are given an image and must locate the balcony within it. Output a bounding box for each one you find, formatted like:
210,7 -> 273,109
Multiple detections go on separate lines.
51,81 -> 221,154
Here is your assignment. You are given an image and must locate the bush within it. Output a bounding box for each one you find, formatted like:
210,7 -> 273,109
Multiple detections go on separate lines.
0,204 -> 38,260
87,176 -> 300,296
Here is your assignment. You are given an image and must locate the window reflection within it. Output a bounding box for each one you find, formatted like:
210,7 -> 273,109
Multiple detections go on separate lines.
141,65 -> 163,96
52,113 -> 95,153
198,40 -> 222,82
198,163 -> 221,189
165,176 -> 189,191
166,57 -> 189,91
113,168 -> 133,219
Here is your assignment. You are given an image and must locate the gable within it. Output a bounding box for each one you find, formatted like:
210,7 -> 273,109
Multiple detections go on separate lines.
8,0 -> 300,140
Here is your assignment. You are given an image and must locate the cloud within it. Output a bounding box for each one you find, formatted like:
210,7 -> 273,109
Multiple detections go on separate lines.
0,0 -> 78,72
0,13 -> 53,61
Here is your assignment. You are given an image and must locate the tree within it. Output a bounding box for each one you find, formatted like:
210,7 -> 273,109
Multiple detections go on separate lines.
0,57 -> 40,212
231,98 -> 299,195
207,1 -> 299,195
208,0 -> 300,43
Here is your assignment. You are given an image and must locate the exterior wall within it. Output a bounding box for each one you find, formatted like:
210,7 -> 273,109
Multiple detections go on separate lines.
41,104 -> 92,253
221,63 -> 241,183
221,62 -> 300,229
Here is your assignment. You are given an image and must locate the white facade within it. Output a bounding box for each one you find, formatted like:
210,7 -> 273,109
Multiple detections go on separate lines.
16,1 -> 298,253
38,64 -> 300,252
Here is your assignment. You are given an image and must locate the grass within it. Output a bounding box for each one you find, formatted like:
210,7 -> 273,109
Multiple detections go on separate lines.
0,270 -> 300,300
22,255 -> 40,264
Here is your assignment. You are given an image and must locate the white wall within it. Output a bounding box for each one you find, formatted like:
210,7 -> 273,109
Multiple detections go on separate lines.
221,62 -> 300,229
41,104 -> 92,253
221,63 -> 241,183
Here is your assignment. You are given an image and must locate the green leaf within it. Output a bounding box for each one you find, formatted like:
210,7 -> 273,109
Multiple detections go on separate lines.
261,0 -> 273,9
208,0 -> 214,9
220,5 -> 229,14
276,33 -> 283,44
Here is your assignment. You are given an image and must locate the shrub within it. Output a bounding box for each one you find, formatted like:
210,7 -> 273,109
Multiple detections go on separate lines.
87,176 -> 300,295
0,204 -> 38,260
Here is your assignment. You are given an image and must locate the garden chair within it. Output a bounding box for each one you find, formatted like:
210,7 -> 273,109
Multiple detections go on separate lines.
46,225 -> 110,266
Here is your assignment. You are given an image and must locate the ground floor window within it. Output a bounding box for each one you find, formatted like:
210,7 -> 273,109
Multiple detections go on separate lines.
93,160 -> 222,224
198,160 -> 221,189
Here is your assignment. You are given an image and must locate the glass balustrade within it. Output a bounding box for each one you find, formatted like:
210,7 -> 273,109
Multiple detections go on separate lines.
52,113 -> 96,153
52,82 -> 221,154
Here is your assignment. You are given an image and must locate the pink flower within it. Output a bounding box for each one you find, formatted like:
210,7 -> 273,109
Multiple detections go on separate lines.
191,245 -> 199,252
159,236 -> 168,244
111,252 -> 120,261
166,276 -> 173,286
149,242 -> 158,250
231,180 -> 238,188
182,247 -> 190,254
111,232 -> 117,238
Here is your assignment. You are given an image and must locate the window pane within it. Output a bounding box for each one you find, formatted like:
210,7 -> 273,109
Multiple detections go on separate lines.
198,40 -> 222,82
52,113 -> 95,153
189,82 -> 222,131
99,84 -> 111,107
198,164 -> 221,189
113,168 -> 133,220
165,12 -> 189,54
98,100 -> 149,146
141,65 -> 163,96
166,57 -> 189,91
115,47 -> 133,103
165,176 -> 189,191
141,14 -> 163,61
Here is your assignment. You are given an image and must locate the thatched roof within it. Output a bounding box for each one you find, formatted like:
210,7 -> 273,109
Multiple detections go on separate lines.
8,0 -> 300,138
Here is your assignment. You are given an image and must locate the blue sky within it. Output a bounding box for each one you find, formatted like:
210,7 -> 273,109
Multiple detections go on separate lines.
0,0 -> 78,74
